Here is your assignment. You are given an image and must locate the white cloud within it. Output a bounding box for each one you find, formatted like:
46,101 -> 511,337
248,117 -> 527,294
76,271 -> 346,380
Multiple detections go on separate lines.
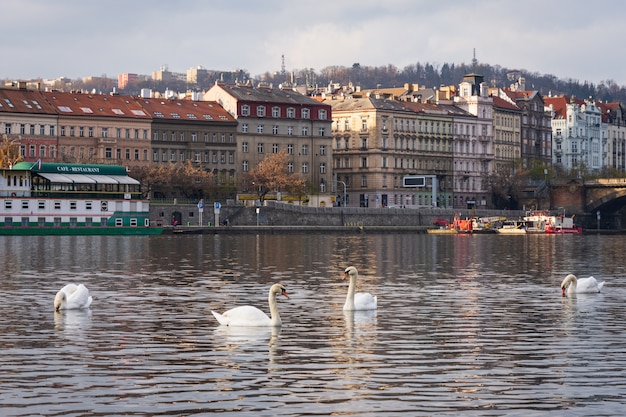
2,0 -> 625,85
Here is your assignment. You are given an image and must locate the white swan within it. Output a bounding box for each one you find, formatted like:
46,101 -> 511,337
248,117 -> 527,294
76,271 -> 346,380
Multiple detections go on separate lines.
211,283 -> 289,327
343,266 -> 377,311
561,274 -> 605,296
54,283 -> 93,311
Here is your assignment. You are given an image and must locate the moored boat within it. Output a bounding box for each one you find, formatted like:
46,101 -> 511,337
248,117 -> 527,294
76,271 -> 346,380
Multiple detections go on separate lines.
1,162 -> 162,235
496,220 -> 527,234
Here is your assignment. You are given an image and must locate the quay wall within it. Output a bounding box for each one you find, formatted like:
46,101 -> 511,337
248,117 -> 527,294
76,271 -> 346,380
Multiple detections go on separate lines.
150,201 -> 525,228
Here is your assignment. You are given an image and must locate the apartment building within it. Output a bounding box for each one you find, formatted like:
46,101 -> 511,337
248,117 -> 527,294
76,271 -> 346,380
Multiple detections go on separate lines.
545,95 -> 604,172
491,96 -> 522,171
0,88 -> 59,163
597,101 -> 626,172
137,97 -> 237,186
324,95 -> 455,208
41,91 -> 153,167
498,84 -> 552,168
1,87 -> 239,199
204,83 -> 333,202
442,74 -> 495,209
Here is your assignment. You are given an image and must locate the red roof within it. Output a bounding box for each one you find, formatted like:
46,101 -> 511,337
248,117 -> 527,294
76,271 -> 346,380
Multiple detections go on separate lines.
0,88 -> 57,114
133,97 -> 236,122
42,91 -> 152,119
492,96 -> 520,111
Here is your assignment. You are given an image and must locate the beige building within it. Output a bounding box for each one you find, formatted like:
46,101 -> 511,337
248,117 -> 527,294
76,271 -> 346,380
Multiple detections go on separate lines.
204,83 -> 333,204
491,95 -> 522,171
325,96 -> 454,208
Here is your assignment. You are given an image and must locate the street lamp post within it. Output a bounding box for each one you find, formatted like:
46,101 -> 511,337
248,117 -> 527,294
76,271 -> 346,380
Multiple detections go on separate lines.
334,180 -> 347,207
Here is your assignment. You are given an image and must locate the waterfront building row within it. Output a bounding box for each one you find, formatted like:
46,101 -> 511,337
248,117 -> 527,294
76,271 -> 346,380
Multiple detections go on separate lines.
2,75 -> 625,209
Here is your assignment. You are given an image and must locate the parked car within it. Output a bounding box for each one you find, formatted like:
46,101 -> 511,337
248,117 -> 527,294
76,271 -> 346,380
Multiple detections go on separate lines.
433,218 -> 450,227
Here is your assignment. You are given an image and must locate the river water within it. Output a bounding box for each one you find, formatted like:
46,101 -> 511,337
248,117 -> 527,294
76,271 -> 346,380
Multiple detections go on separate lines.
1,233 -> 625,416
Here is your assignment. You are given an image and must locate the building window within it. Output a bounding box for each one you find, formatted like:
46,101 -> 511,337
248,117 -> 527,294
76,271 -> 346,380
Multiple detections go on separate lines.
257,125 -> 264,134
79,127 -> 84,137
302,144 -> 308,155
320,163 -> 326,174
287,107 -> 295,118
272,143 -> 279,153
319,109 -> 327,120
257,106 -> 266,117
102,127 -> 108,138
105,148 -> 112,159
302,162 -> 308,173
242,142 -> 249,153
287,144 -> 294,154
302,126 -> 309,136
243,160 -> 249,172
319,145 -> 326,156
241,123 -> 248,133
272,125 -> 279,135
302,108 -> 310,119
319,127 -> 325,136
241,105 -> 250,116
272,107 -> 280,117
88,127 -> 94,137
257,143 -> 264,153
288,162 -> 294,173
287,126 -> 293,135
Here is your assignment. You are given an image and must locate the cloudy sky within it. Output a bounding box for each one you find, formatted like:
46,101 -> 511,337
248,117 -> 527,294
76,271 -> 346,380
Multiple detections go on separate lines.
2,0 -> 625,86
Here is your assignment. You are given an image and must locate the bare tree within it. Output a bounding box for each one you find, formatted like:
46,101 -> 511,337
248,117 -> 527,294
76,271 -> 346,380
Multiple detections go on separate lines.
0,135 -> 23,168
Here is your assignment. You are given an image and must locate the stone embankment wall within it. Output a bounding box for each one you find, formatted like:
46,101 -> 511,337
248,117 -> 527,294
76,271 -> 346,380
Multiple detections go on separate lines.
150,201 -> 524,228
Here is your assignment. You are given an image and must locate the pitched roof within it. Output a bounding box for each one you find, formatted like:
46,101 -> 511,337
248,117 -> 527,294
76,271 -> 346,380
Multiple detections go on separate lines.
0,88 -> 57,114
492,96 -> 521,111
324,97 -> 412,113
134,97 -> 236,123
214,83 -> 328,107
42,91 -> 152,119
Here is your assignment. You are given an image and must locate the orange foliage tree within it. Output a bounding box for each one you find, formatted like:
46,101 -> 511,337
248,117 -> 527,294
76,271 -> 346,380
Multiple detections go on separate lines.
246,150 -> 306,202
131,161 -> 214,200
0,135 -> 23,168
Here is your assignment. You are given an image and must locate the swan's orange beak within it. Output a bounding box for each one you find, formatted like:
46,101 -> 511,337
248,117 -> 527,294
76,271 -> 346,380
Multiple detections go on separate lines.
343,272 -> 349,280
561,287 -> 566,297
281,289 -> 290,299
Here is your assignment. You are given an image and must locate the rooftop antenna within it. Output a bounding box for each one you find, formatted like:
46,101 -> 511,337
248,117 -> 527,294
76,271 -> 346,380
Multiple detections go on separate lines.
471,48 -> 478,73
281,54 -> 286,77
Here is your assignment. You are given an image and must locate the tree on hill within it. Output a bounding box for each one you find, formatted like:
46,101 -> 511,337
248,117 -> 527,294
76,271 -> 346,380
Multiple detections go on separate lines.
246,150 -> 306,203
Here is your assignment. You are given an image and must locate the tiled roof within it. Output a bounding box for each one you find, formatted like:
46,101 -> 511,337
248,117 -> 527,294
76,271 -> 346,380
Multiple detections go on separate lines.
324,97 -> 411,113
0,88 -> 57,114
42,91 -> 152,119
134,97 -> 236,122
215,84 -> 327,107
492,96 -> 521,111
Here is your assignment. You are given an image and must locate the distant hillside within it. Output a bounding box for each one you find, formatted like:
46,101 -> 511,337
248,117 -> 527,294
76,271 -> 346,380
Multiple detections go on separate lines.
262,61 -> 626,103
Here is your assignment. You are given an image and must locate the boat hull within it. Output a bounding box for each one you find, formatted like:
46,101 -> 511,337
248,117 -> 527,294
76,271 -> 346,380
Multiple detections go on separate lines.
0,226 -> 163,236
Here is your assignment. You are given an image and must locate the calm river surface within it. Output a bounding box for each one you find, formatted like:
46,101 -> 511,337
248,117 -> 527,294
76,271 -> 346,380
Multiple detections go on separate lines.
1,233 -> 625,416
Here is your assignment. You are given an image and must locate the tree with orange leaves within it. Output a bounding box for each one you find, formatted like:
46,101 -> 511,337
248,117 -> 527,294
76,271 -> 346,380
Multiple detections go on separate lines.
0,135 -> 23,168
247,150 -> 305,203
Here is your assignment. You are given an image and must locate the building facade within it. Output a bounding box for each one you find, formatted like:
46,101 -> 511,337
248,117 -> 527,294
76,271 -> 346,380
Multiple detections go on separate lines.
204,84 -> 333,203
545,95 -> 604,172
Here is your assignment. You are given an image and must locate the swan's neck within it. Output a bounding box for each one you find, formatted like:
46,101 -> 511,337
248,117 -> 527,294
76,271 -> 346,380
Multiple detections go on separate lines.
567,276 -> 577,293
344,275 -> 357,310
268,292 -> 282,326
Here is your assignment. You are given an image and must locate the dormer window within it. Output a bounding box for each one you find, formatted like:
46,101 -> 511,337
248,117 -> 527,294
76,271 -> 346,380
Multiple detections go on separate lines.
257,106 -> 266,117
241,105 -> 250,116
302,108 -> 310,119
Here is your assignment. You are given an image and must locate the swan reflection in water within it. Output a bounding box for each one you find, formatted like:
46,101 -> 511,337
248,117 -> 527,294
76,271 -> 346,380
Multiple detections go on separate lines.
54,309 -> 92,338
